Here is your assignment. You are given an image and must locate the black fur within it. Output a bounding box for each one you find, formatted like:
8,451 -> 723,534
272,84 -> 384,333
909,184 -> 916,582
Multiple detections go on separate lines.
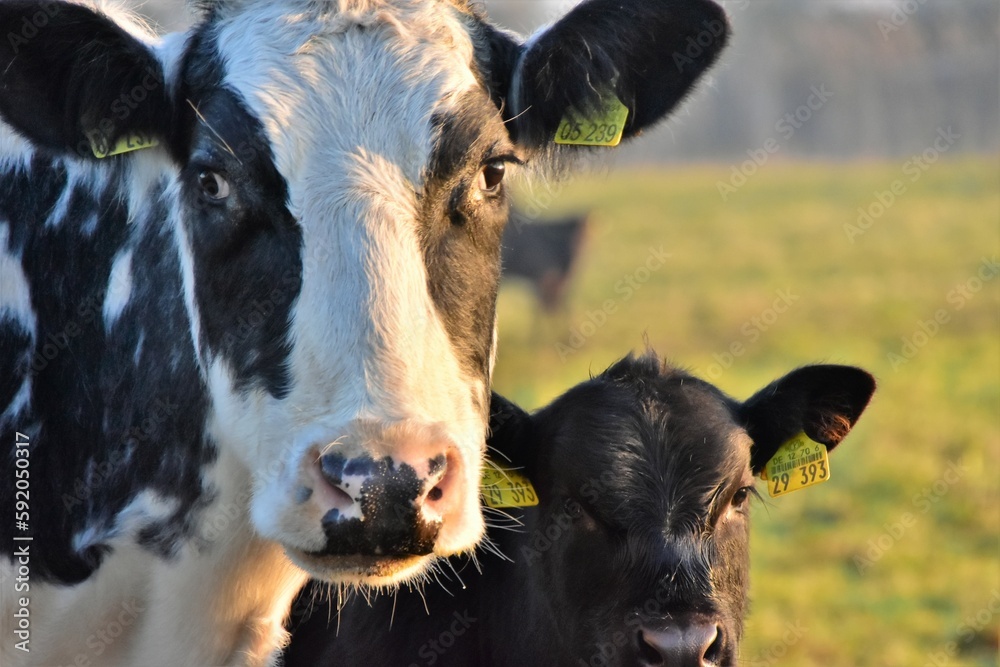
0,1 -> 173,159
473,0 -> 730,149
283,353 -> 875,666
422,92 -> 513,389
175,29 -> 303,398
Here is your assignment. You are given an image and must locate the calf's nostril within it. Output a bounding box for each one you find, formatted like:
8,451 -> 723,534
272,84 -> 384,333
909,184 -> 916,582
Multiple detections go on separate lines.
427,486 -> 444,502
704,625 -> 723,664
639,620 -> 722,666
636,629 -> 665,665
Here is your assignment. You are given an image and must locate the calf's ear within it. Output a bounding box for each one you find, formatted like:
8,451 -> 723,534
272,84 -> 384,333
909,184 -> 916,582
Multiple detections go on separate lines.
488,392 -> 534,469
739,366 -> 876,475
479,0 -> 729,149
0,1 -> 171,159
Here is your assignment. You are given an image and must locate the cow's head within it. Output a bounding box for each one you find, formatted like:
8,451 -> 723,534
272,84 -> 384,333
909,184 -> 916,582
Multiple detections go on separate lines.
492,353 -> 875,665
0,0 -> 728,585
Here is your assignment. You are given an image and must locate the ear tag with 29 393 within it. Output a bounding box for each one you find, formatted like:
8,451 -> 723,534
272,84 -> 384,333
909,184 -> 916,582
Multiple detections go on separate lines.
760,433 -> 831,498
481,463 -> 538,509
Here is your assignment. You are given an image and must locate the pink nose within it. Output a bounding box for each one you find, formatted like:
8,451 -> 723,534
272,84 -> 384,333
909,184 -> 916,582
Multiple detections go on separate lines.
308,424 -> 463,557
638,618 -> 723,666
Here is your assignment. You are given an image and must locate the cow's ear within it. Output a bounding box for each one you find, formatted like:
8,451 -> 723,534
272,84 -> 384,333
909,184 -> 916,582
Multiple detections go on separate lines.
740,366 -> 876,475
482,0 -> 729,150
487,392 -> 534,469
0,1 -> 171,159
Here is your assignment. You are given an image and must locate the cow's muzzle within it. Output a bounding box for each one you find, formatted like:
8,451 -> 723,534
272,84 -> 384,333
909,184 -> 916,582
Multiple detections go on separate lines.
311,451 -> 447,557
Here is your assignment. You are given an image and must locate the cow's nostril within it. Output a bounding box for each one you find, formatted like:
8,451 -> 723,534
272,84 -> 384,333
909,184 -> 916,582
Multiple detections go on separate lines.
427,486 -> 444,502
636,628 -> 665,665
326,483 -> 353,508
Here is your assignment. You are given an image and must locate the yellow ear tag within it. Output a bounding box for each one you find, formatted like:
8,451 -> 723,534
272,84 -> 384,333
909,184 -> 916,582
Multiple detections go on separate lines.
482,463 -> 538,509
554,96 -> 629,147
760,433 -> 831,498
89,133 -> 159,159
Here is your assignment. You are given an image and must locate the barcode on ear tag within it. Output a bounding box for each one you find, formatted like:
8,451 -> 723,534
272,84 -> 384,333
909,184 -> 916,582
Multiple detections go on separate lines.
89,133 -> 159,159
482,463 -> 538,508
555,96 -> 629,147
760,433 -> 831,498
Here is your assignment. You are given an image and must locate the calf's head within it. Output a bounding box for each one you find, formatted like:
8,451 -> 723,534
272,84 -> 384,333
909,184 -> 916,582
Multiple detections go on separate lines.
493,353 -> 875,665
0,0 -> 728,584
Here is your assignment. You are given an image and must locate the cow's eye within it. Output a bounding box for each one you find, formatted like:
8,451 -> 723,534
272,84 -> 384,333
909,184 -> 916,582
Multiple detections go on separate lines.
198,170 -> 230,201
477,161 -> 506,194
732,486 -> 753,507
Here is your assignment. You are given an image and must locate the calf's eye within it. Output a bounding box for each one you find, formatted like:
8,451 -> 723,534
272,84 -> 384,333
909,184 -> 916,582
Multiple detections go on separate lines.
198,170 -> 230,201
564,497 -> 583,519
732,486 -> 753,507
477,161 -> 506,194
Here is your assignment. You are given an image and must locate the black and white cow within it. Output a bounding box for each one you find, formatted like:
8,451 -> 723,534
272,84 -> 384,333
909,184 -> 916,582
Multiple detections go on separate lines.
283,352 -> 876,667
0,0 -> 729,664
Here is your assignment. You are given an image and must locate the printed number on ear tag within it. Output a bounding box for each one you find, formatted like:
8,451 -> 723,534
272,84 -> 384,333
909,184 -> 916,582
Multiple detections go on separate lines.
482,463 -> 538,508
555,96 -> 629,147
760,433 -> 831,498
89,133 -> 159,159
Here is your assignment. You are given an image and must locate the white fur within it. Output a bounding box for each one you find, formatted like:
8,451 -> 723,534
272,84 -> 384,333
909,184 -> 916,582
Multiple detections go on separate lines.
0,222 -> 34,337
0,222 -> 35,427
103,250 -> 134,329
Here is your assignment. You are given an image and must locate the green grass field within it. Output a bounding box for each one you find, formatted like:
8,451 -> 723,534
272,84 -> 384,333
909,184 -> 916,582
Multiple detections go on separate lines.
493,156 -> 1000,666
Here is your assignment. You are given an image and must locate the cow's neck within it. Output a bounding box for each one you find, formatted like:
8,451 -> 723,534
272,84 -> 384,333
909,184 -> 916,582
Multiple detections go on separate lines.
0,143 -> 219,582
121,447 -> 310,667
2,448 -> 309,667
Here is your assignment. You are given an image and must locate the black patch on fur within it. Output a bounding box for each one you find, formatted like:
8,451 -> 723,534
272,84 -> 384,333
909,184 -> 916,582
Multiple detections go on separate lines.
472,0 -> 730,149
175,29 -> 303,398
314,455 -> 438,557
0,1 -> 173,159
419,91 -> 511,386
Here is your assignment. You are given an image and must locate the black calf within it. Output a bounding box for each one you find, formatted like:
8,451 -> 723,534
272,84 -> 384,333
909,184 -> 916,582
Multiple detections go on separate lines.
283,352 -> 875,667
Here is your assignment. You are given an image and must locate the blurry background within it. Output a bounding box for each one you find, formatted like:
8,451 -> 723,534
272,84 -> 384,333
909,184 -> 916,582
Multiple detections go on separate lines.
130,0 -> 999,664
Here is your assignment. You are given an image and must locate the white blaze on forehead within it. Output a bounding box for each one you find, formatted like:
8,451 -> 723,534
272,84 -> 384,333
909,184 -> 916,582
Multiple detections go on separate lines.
211,1 -> 485,418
